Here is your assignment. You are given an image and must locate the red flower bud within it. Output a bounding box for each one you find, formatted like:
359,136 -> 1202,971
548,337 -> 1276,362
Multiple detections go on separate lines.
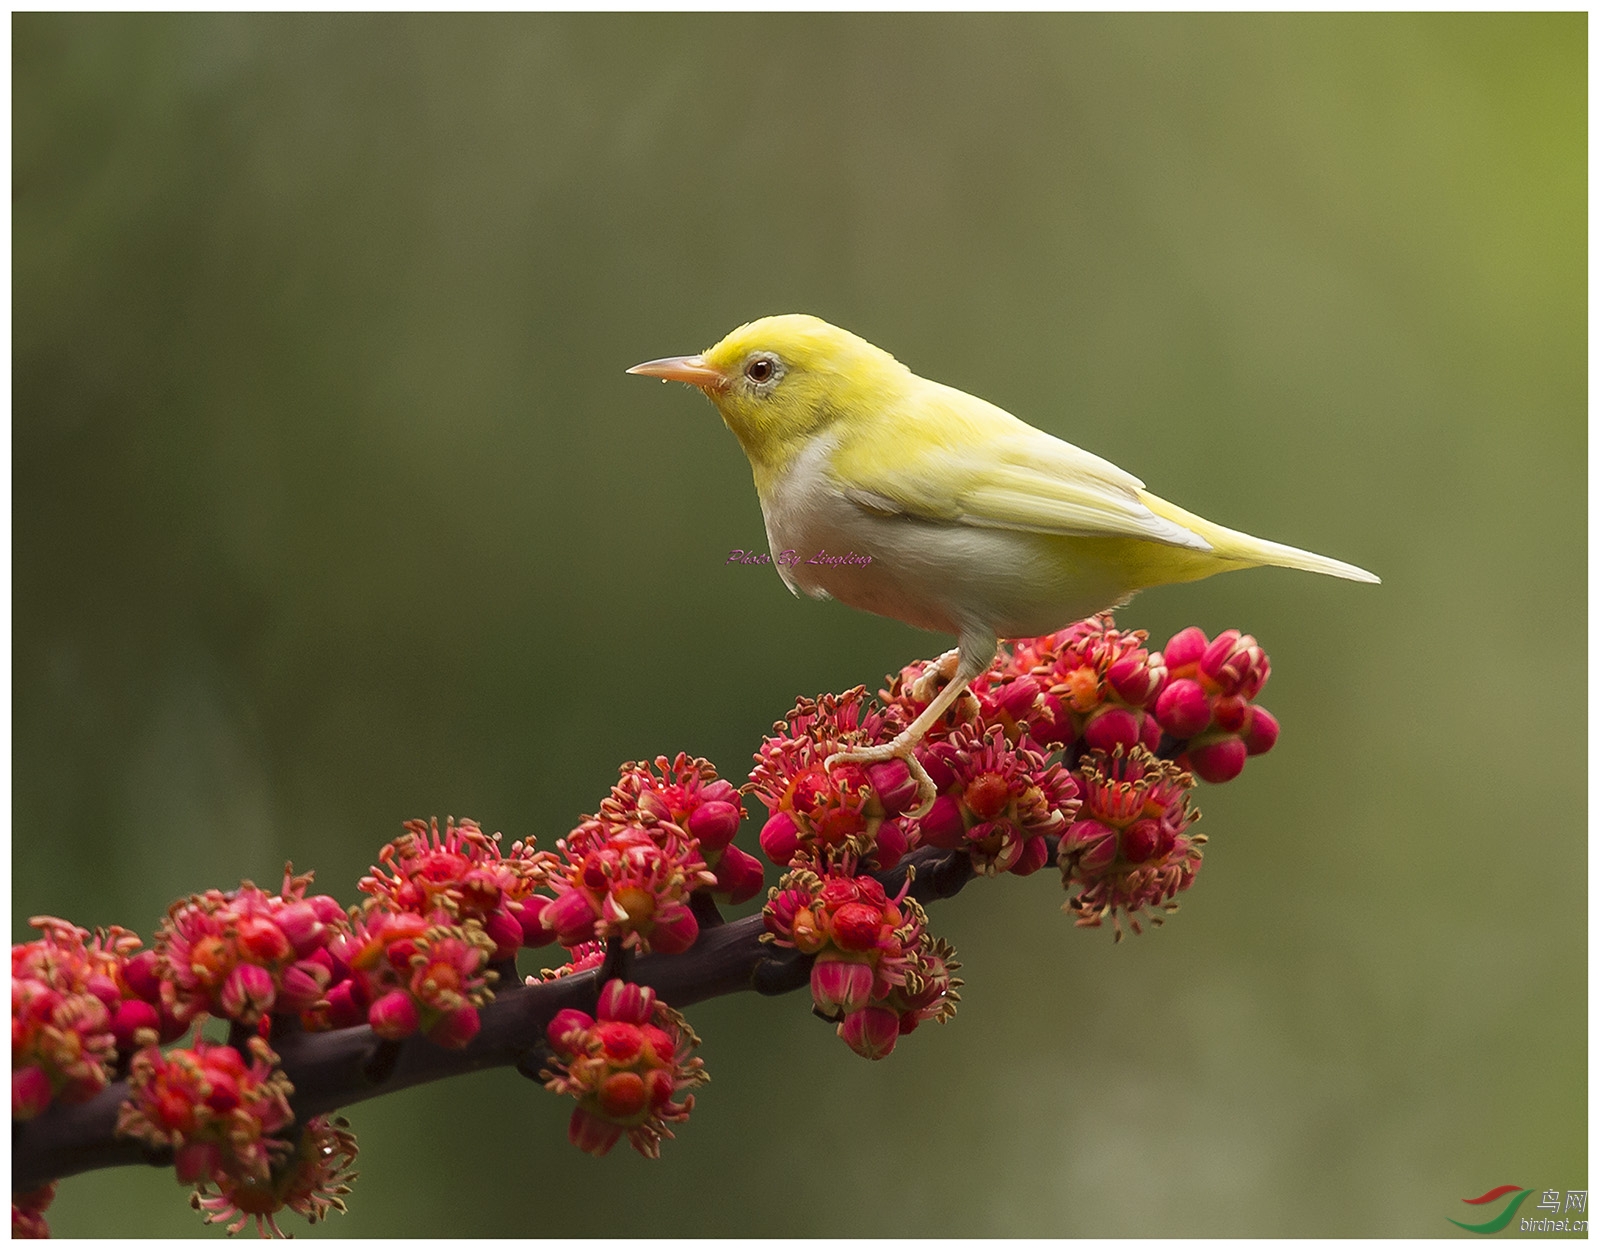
1199,630 -> 1270,698
829,903 -> 883,953
12,1065 -> 52,1120
325,979 -> 366,1029
811,956 -> 875,1016
873,819 -> 909,869
646,1066 -> 677,1111
1155,678 -> 1211,738
1121,819 -> 1161,864
1029,692 -> 1073,748
1106,654 -> 1161,706
568,1105 -> 624,1157
122,949 -> 163,1003
759,811 -> 801,865
368,990 -> 420,1040
110,999 -> 160,1053
1063,819 -> 1118,872
540,889 -> 601,947
219,963 -> 276,1022
917,794 -> 966,849
1163,626 -> 1209,673
866,759 -> 919,817
1011,834 -> 1050,877
545,1008 -> 594,1057
482,908 -> 525,962
646,908 -> 699,956
279,961 -> 329,1013
1243,706 -> 1280,756
85,973 -> 121,1008
994,675 -> 1040,719
1186,737 -> 1248,784
1083,706 -> 1141,754
427,1004 -> 481,1049
274,902 -> 324,956
687,800 -> 742,852
711,844 -> 766,904
917,746 -> 957,793
597,979 -> 653,1025
1212,695 -> 1250,734
837,1006 -> 900,1060
519,897 -> 559,948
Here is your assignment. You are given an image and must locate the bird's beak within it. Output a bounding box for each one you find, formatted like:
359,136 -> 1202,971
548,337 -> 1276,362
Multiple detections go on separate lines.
626,354 -> 729,393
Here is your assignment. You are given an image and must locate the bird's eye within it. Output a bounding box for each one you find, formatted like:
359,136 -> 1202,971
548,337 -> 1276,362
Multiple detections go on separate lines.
746,356 -> 776,384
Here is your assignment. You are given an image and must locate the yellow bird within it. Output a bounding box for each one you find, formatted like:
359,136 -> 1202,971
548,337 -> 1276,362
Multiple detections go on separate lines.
629,314 -> 1378,815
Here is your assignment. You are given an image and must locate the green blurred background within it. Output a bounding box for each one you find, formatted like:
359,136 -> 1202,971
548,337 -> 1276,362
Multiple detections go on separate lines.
13,12 -> 1585,1238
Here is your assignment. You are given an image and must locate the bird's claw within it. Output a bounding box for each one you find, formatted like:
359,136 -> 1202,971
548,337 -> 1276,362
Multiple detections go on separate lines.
824,743 -> 939,821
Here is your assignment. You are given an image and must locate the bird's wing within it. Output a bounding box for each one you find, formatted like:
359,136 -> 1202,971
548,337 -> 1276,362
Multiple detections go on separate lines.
831,383 -> 1212,552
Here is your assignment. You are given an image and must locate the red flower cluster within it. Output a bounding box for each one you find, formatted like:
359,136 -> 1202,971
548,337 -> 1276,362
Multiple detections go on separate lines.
914,725 -> 1080,877
763,861 -> 961,1060
1059,747 -> 1206,938
156,868 -> 349,1028
1157,627 -> 1278,783
190,1115 -> 359,1238
322,818 -> 553,1048
602,754 -> 764,903
330,912 -> 498,1048
751,689 -> 919,871
360,817 -> 554,960
117,1034 -> 357,1238
12,916 -> 170,1120
12,1184 -> 55,1239
536,756 -> 754,958
984,615 -> 1170,753
542,979 -> 709,1158
751,615 -> 1277,962
116,1035 -> 294,1191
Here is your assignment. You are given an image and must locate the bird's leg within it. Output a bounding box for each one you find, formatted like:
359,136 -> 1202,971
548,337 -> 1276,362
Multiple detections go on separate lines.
825,633 -> 998,820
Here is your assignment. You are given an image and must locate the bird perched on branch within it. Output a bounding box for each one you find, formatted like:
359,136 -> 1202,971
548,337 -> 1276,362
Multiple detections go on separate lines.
629,314 -> 1379,817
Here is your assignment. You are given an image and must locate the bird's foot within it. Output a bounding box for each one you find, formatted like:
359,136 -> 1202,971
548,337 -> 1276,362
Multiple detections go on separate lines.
825,736 -> 939,820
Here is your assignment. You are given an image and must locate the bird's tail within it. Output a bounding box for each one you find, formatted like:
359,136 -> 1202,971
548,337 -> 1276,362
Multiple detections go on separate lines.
1140,492 -> 1381,584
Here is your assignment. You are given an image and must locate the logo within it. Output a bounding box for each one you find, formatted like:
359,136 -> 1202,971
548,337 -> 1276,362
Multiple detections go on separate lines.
1450,1186 -> 1586,1235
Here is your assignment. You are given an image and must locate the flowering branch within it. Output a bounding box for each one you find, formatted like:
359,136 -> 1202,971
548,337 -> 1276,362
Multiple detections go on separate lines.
13,618 -> 1278,1237
10,841 -> 970,1194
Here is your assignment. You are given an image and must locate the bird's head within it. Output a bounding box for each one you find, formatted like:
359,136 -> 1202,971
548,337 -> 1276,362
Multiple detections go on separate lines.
628,314 -> 911,468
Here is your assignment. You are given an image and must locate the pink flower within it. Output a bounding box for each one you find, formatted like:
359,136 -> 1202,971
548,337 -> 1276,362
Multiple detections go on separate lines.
10,918 -> 138,1109
1157,627 -> 1279,784
749,688 -> 912,870
541,980 -> 709,1159
544,821 -> 713,955
1058,747 -> 1205,939
155,868 -> 349,1027
359,817 -> 555,955
910,726 -> 1080,877
761,860 -> 962,1057
191,1114 -> 359,1238
116,1036 -> 294,1190
979,615 -> 1169,752
837,1006 -> 901,1060
12,1183 -> 55,1239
